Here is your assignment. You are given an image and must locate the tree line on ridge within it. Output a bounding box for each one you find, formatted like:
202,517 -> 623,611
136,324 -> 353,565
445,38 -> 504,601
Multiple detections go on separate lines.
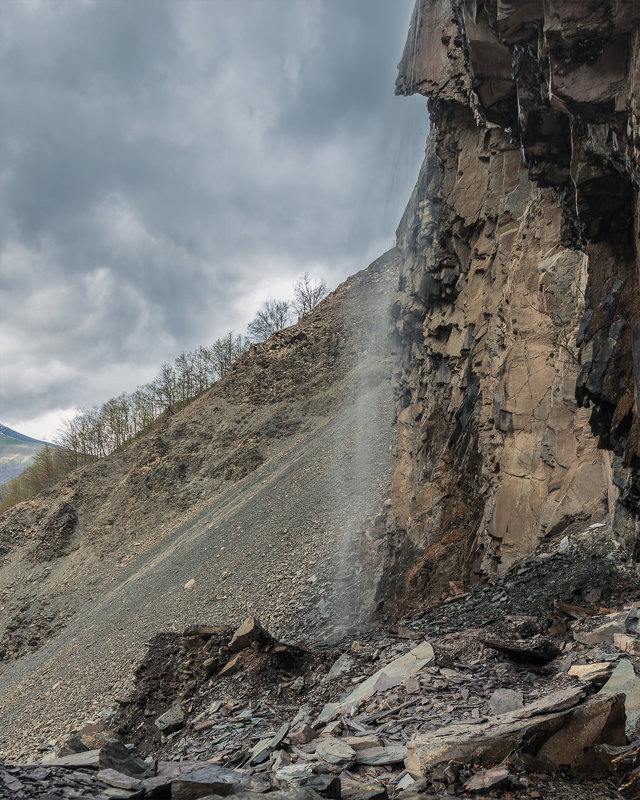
0,274 -> 327,512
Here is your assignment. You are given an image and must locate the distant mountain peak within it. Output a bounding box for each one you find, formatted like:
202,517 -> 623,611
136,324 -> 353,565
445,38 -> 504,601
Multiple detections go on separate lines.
0,425 -> 48,446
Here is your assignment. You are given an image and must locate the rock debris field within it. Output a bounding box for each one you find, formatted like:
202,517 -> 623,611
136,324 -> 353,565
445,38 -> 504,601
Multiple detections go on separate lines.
0,254 -> 399,764
2,519 -> 640,799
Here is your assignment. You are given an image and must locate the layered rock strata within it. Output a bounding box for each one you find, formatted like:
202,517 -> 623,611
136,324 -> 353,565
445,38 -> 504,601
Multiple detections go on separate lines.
381,0 -> 640,609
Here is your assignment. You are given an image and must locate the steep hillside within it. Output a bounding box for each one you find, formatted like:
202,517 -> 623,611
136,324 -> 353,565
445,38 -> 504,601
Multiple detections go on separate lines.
1,2 -> 639,780
0,252 -> 399,759
0,426 -> 47,485
377,0 -> 640,611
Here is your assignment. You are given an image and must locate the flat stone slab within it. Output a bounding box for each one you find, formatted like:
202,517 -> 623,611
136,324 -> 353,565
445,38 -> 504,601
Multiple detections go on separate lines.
573,618 -> 626,646
155,703 -> 184,733
405,689 -> 625,779
599,658 -> 640,732
274,764 -> 316,784
354,745 -> 406,766
323,654 -> 353,682
316,737 -> 356,767
219,653 -> 243,678
315,642 -> 435,724
464,767 -> 510,791
568,662 -> 614,683
613,633 -> 640,656
341,735 -> 380,751
143,761 -> 269,796
96,769 -> 144,791
45,750 -> 101,769
489,688 -> 523,715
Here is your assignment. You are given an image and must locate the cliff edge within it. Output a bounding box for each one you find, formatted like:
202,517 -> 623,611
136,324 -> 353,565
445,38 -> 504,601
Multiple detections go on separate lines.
380,0 -> 639,609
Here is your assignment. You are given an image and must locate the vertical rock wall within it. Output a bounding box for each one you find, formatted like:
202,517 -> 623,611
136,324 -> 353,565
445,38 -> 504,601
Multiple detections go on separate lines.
381,0 -> 640,610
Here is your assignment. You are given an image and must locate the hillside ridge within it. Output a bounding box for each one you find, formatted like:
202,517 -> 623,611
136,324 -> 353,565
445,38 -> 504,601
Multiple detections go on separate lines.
0,250 -> 400,759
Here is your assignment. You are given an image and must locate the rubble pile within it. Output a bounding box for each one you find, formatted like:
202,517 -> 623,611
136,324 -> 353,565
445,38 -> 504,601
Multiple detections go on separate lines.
9,571 -> 639,800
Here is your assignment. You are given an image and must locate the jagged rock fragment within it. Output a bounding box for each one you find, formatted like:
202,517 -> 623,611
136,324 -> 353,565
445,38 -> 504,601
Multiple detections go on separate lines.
323,653 -> 353,681
229,617 -> 267,652
404,689 -> 626,779
568,662 -> 615,685
219,653 -> 243,677
599,659 -> 640,732
315,737 -> 356,771
463,767 -> 510,792
625,607 -> 640,636
354,745 -> 406,766
154,703 -> 185,734
594,740 -> 640,775
289,724 -> 316,746
98,738 -> 157,778
248,722 -> 290,765
614,634 -> 640,656
315,641 -> 434,724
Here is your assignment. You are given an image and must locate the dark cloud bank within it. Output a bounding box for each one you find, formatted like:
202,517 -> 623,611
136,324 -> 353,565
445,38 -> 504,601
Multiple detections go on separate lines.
0,0 -> 427,439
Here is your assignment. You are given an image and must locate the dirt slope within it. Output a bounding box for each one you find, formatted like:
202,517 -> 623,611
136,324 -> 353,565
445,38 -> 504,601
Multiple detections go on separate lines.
0,250 -> 399,760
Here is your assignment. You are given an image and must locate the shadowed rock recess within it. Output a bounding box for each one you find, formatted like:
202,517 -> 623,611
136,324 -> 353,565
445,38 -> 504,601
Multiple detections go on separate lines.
1,3 -> 640,799
377,0 -> 640,611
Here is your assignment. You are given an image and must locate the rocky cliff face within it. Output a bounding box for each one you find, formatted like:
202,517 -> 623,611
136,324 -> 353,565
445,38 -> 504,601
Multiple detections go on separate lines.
381,0 -> 640,610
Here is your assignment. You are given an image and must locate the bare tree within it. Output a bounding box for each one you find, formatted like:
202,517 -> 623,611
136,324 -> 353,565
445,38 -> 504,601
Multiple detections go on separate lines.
293,272 -> 327,317
247,299 -> 292,342
211,332 -> 249,377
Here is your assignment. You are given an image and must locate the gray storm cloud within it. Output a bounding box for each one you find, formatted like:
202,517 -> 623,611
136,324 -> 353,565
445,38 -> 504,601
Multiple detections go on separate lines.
0,0 -> 427,439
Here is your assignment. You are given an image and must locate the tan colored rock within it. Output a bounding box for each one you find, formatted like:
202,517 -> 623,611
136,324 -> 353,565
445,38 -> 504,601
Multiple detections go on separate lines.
568,662 -> 614,684
342,735 -> 381,751
463,767 -> 510,792
289,724 -> 316,746
316,720 -> 342,738
614,634 -> 640,656
404,689 -> 625,779
218,653 -> 242,678
45,750 -> 101,769
229,617 -> 267,653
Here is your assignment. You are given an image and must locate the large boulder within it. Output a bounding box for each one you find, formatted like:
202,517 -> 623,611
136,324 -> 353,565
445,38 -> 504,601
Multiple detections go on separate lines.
405,688 -> 626,780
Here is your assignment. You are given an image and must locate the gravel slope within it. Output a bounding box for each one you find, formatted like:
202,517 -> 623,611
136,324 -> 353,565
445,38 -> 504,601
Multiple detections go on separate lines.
0,252 -> 399,761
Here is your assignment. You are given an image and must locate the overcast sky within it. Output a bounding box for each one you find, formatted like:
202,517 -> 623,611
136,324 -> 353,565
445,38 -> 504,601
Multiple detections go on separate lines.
1,0 -> 427,441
